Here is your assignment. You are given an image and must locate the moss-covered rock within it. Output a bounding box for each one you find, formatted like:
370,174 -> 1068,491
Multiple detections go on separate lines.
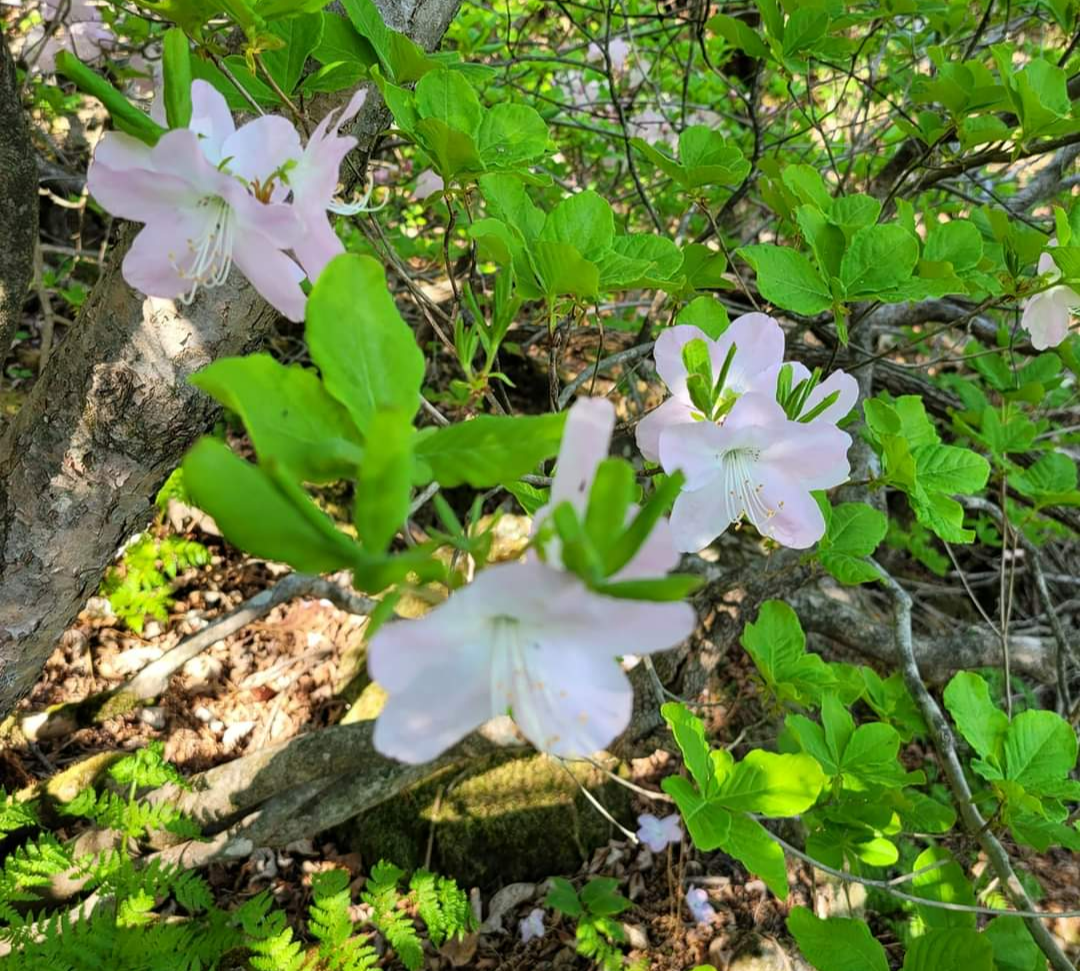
343,753 -> 633,888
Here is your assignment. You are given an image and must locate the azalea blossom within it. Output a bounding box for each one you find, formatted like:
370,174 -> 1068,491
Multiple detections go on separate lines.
276,89 -> 374,283
23,0 -> 114,74
1022,250 -> 1080,350
87,81 -> 308,321
536,396 -> 679,579
636,314 -> 785,462
369,398 -> 696,764
413,168 -> 445,201
519,908 -> 545,943
636,813 -> 682,852
760,360 -> 859,424
659,392 -> 851,552
685,887 -> 717,925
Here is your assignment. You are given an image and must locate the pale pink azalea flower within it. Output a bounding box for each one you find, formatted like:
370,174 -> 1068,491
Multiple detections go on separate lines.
586,37 -> 630,71
24,0 -> 114,74
413,168 -> 445,201
685,887 -> 717,925
759,360 -> 859,424
636,314 -> 785,463
87,80 -> 308,321
368,399 -> 696,764
519,907 -> 545,943
1022,249 -> 1080,350
628,106 -> 673,146
659,392 -> 851,552
636,813 -> 682,852
536,397 -> 680,579
276,89 -> 373,283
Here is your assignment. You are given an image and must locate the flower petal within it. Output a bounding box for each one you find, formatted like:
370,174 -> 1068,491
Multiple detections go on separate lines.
1023,287 -> 1075,350
373,650 -> 492,763
91,131 -> 152,172
496,635 -> 637,756
221,115 -> 303,186
292,213 -> 345,283
653,324 -> 713,395
230,228 -> 308,323
636,396 -> 696,463
87,163 -> 199,224
121,210 -> 215,299
658,420 -> 725,490
721,391 -> 787,433
550,397 -> 615,511
713,312 -> 785,394
752,466 -> 828,548
668,483 -> 736,553
617,514 -> 681,579
189,79 -> 236,163
759,422 -> 851,489
799,368 -> 859,424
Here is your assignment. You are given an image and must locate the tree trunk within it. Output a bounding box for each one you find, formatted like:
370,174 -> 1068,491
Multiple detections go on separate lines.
0,0 -> 463,717
0,33 -> 38,360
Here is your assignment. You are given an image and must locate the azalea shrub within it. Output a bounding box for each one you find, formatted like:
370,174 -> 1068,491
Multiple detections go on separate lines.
25,0 -> 1080,968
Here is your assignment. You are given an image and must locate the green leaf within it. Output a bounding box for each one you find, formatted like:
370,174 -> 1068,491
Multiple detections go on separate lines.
661,776 -> 732,850
817,502 -> 887,585
924,220 -> 983,272
1004,709 -> 1078,791
840,224 -> 919,297
1014,58 -> 1071,138
984,916 -> 1047,971
190,355 -> 364,483
902,928 -> 993,971
262,13 -> 325,94
911,443 -> 990,494
540,191 -> 615,261
738,244 -> 833,315
661,702 -> 715,794
477,103 -> 549,168
719,813 -> 788,899
943,671 -> 1008,764
783,164 -> 832,211
414,413 -> 566,487
479,173 -> 546,240
910,846 -> 977,929
707,13 -> 770,59
305,254 -> 425,435
677,127 -> 751,187
782,8 -> 828,56
715,751 -> 825,816
531,240 -> 601,299
741,600 -> 835,705
55,51 -> 167,145
312,11 -> 378,68
182,438 -> 365,574
415,68 -> 483,137
829,195 -> 881,236
545,877 -> 583,917
162,28 -> 193,128
1012,452 -> 1078,502
677,296 -> 730,338
354,410 -> 414,553
787,906 -> 889,971
580,877 -> 631,918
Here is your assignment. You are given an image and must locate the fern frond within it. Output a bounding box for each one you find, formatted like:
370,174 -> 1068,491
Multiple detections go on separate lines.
308,869 -> 378,971
245,908 -> 308,971
0,790 -> 39,837
362,860 -> 423,971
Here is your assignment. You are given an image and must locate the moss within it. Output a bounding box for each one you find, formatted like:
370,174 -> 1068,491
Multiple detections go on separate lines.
344,753 -> 633,888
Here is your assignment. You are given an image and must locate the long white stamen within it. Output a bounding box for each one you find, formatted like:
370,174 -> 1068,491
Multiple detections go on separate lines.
329,178 -> 387,215
720,448 -> 776,535
179,198 -> 234,305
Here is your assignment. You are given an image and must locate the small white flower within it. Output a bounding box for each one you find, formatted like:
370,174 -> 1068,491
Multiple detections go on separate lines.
1022,249 -> 1080,350
519,907 -> 545,943
636,813 -> 683,852
685,887 -> 717,925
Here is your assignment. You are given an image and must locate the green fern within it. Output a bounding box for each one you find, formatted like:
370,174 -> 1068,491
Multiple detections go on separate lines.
408,868 -> 474,947
0,789 -> 38,838
0,832 -> 73,924
100,533 -> 209,632
361,860 -> 424,971
308,868 -> 377,971
245,907 -> 308,971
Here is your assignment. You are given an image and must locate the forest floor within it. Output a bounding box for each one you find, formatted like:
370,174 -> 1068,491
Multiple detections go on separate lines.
3,515 -> 1080,969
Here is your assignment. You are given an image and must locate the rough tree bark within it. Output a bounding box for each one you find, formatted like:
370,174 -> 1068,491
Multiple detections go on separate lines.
0,0 -> 463,718
0,33 -> 38,360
